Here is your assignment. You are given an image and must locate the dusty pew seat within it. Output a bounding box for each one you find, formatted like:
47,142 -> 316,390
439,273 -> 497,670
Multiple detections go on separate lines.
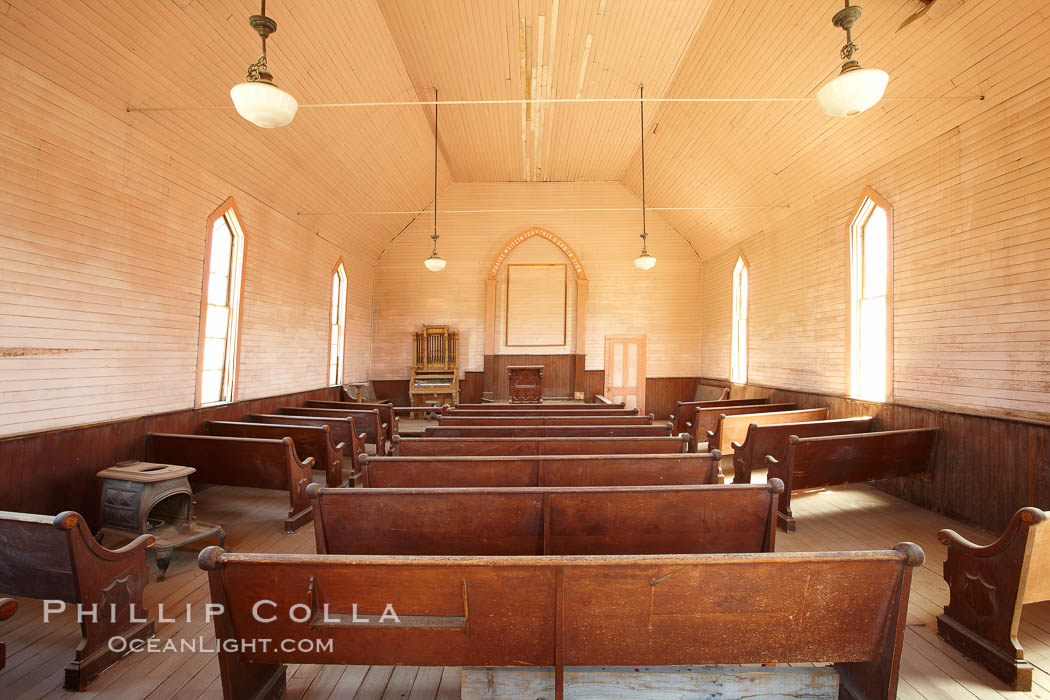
205,420 -> 346,487
360,452 -> 724,488
765,428 -> 939,531
146,433 -> 315,532
0,511 -> 155,689
937,506 -> 1050,691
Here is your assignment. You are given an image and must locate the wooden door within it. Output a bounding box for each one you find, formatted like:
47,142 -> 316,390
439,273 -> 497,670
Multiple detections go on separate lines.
604,336 -> 646,412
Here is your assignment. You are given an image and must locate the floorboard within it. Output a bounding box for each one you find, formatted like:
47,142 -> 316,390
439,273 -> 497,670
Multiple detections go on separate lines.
1,476 -> 1047,699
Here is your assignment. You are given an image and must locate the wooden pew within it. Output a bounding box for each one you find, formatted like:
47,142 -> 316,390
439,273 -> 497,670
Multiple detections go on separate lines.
199,542 -> 923,700
308,481 -> 782,555
731,416 -> 876,484
360,452 -> 724,488
0,511 -> 155,690
0,597 -> 14,671
447,401 -> 626,412
146,433 -> 315,532
765,428 -> 939,532
937,507 -> 1050,691
438,414 -> 654,426
277,406 -> 388,454
688,402 -> 796,451
705,406 -> 830,454
447,408 -> 640,418
393,434 -> 691,456
304,400 -> 399,437
670,397 -> 769,435
205,421 -> 346,487
246,413 -> 367,485
422,424 -> 672,439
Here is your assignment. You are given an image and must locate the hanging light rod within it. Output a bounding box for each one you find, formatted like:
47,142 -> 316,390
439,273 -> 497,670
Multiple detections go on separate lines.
297,205 -> 790,216
127,94 -> 982,113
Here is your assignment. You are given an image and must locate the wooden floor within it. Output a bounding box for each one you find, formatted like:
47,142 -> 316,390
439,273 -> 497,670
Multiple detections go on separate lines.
2,471 -> 1048,699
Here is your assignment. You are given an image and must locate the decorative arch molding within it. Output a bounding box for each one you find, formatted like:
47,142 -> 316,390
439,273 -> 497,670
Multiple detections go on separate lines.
483,229 -> 588,398
487,227 -> 587,281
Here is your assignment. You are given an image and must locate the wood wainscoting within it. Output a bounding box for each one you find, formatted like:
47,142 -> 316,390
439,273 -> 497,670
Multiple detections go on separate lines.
700,379 -> 1050,534
0,386 -> 341,529
583,372 -> 699,423
484,354 -> 584,400
371,380 -> 411,406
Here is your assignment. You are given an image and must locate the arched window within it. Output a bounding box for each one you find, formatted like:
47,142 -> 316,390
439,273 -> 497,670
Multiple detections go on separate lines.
198,199 -> 246,405
730,255 -> 749,383
328,260 -> 348,385
849,188 -> 893,401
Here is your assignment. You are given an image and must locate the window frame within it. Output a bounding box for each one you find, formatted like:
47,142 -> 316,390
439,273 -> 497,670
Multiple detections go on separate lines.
847,187 -> 894,402
730,253 -> 750,384
195,197 -> 247,407
328,258 -> 348,386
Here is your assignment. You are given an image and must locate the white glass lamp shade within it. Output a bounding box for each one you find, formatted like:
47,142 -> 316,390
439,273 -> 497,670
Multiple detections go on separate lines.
634,253 -> 656,270
424,255 -> 446,272
816,66 -> 889,117
230,81 -> 298,128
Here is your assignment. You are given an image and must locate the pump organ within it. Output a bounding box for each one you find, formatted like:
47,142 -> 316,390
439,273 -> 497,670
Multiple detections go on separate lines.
409,325 -> 460,409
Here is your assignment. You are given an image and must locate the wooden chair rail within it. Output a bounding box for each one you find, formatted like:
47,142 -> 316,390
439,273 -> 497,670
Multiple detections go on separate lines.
146,433 -> 315,533
359,452 -> 724,488
199,543 -> 923,700
0,510 -> 155,689
764,428 -> 939,532
937,507 -> 1050,691
392,434 -> 692,456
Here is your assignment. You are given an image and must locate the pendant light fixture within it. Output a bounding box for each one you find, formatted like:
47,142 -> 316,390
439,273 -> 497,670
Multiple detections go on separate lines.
816,1 -> 889,117
424,88 -> 447,272
230,0 -> 298,128
633,85 -> 656,271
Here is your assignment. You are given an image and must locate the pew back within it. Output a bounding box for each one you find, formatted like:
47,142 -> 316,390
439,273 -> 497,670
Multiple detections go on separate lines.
731,416 -> 876,484
690,403 -> 796,449
393,434 -> 691,456
304,401 -> 398,437
200,544 -> 922,700
766,428 -> 938,531
146,433 -> 314,532
671,397 -> 770,435
422,424 -> 671,439
438,415 -> 653,426
309,482 -> 781,556
448,401 -> 626,411
246,414 -> 367,485
447,409 -> 639,418
360,453 -> 722,488
278,406 -> 387,451
708,407 -> 829,455
206,421 -> 346,487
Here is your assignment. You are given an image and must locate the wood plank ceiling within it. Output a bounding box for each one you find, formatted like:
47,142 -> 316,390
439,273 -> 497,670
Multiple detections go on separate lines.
13,0 -> 1048,260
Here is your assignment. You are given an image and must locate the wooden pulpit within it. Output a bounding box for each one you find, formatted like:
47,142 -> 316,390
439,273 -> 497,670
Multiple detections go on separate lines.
507,365 -> 543,403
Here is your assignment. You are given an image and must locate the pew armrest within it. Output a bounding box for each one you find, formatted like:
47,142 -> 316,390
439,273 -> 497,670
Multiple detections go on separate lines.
938,508 -> 1047,558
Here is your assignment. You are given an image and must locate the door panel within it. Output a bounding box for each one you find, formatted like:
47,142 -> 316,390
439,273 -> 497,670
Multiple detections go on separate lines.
604,336 -> 646,413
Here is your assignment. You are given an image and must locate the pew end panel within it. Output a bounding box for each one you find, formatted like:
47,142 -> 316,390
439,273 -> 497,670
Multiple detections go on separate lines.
936,507 -> 1049,691
0,510 -> 156,690
0,597 -> 16,671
